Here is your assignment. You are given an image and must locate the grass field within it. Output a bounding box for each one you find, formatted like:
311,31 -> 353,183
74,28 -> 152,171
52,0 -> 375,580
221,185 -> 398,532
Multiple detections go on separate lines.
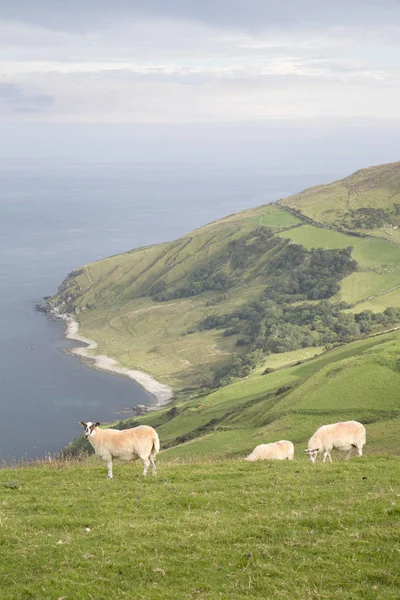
339,273 -> 400,306
1,457 -> 400,599
347,287 -> 400,312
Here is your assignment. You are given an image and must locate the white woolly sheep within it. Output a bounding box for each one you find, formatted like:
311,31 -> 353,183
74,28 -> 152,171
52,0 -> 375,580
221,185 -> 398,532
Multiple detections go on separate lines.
304,420 -> 366,463
245,440 -> 294,461
79,421 -> 160,479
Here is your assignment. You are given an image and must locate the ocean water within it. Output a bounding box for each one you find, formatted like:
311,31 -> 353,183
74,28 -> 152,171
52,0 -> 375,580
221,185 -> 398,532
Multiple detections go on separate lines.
0,159 -> 357,460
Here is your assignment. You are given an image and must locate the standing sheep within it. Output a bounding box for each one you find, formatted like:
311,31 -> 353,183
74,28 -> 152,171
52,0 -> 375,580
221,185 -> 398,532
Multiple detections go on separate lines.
245,440 -> 294,461
79,421 -> 160,479
304,420 -> 366,463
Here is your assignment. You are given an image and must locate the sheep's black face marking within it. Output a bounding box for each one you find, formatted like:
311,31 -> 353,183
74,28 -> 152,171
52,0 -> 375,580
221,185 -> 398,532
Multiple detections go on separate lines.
80,421 -> 100,439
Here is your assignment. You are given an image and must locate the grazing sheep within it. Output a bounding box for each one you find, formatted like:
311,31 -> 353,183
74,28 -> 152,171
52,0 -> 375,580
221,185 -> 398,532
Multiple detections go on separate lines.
79,421 -> 160,479
304,420 -> 366,464
245,440 -> 294,461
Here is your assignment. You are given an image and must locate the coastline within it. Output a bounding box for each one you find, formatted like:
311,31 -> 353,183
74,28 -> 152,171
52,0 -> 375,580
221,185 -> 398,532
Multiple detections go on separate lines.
63,317 -> 174,409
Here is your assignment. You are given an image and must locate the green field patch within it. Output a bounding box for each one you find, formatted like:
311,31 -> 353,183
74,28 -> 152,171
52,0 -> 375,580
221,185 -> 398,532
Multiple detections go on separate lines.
247,205 -> 302,229
351,238 -> 400,269
281,357 -> 400,413
348,286 -> 400,313
340,271 -> 400,305
279,225 -> 400,270
256,347 -> 325,372
279,224 -> 354,250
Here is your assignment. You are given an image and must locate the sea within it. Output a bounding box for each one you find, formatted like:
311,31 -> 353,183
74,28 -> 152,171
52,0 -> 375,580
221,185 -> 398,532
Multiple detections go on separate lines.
0,158 -> 372,460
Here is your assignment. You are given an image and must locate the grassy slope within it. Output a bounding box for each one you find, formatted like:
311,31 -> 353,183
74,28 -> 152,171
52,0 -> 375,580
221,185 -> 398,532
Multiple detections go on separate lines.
279,160 -> 400,243
120,329 -> 400,463
1,457 -> 400,600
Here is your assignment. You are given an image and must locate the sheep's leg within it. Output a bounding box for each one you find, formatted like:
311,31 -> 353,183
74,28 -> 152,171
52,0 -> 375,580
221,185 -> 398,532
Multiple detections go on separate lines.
345,449 -> 352,460
142,457 -> 150,476
107,459 -> 113,479
150,454 -> 157,475
356,445 -> 363,457
322,451 -> 332,463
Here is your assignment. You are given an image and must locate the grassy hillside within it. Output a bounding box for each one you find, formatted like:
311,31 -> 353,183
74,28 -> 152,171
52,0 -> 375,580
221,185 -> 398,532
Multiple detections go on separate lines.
48,161 -> 400,390
279,160 -> 400,243
2,456 -> 400,599
66,329 -> 400,464
122,329 -> 399,462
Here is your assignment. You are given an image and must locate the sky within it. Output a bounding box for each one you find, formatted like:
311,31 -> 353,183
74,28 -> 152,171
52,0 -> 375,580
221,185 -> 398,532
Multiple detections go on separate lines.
2,0 -> 400,124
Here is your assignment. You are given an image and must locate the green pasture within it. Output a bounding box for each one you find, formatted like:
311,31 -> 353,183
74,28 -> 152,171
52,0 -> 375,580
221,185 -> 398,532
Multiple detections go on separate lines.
279,225 -> 400,269
339,272 -> 400,305
199,202 -> 301,233
347,287 -> 400,313
1,457 -> 400,599
255,347 -> 325,372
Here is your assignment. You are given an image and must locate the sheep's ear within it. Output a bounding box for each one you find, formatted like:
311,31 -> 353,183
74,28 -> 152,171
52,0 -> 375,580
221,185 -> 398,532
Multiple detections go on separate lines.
95,422 -> 101,427
79,421 -> 86,427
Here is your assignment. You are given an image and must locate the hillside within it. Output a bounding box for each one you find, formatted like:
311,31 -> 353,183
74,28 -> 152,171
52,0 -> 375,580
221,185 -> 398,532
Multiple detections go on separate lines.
72,328 -> 398,462
1,456 -> 400,599
48,161 -> 400,393
280,160 -> 400,244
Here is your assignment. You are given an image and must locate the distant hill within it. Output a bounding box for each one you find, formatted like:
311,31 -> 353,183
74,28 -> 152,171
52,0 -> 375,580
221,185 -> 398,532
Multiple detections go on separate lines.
279,160 -> 400,244
49,161 -> 400,392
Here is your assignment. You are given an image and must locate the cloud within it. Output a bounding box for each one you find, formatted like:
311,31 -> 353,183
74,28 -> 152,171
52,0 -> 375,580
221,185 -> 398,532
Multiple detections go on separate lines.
3,0 -> 400,32
1,1 -> 400,122
0,82 -> 54,113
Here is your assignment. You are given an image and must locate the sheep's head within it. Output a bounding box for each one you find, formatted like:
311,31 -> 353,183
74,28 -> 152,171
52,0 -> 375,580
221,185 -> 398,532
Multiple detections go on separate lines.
79,421 -> 100,438
304,448 -> 319,463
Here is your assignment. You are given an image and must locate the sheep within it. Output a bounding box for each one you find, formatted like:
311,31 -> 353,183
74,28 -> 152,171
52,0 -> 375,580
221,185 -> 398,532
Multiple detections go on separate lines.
304,420 -> 366,464
245,440 -> 294,461
79,421 -> 160,479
